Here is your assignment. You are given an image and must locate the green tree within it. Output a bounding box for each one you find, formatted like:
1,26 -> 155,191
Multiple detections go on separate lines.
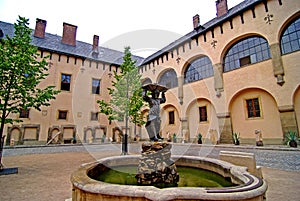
98,47 -> 145,152
0,16 -> 60,167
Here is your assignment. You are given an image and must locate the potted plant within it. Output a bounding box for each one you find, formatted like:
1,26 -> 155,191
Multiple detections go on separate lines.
232,132 -> 240,145
285,131 -> 298,148
173,133 -> 177,143
197,133 -> 202,144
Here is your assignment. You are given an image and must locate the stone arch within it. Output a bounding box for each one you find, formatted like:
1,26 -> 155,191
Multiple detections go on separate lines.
185,98 -> 219,143
94,126 -> 107,143
220,33 -> 266,62
222,34 -> 271,72
156,68 -> 178,89
278,11 -> 300,43
279,12 -> 300,54
182,55 -> 214,84
141,78 -> 152,85
47,126 -> 62,144
6,126 -> 22,145
292,85 -> 300,135
112,127 -> 123,143
229,87 -> 282,143
181,54 -> 211,77
83,127 -> 94,143
160,104 -> 180,139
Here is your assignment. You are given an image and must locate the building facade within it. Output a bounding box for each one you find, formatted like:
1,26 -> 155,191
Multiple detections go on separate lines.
138,0 -> 300,144
1,0 -> 299,145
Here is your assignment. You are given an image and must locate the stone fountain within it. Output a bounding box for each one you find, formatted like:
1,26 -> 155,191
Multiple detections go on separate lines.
71,84 -> 267,200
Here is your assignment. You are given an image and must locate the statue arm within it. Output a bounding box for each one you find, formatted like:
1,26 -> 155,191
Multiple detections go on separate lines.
142,89 -> 150,102
160,92 -> 166,103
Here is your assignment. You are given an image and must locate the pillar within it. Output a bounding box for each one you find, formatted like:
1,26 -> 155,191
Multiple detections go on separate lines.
270,43 -> 285,85
178,76 -> 184,104
217,113 -> 233,144
278,105 -> 298,140
213,63 -> 224,97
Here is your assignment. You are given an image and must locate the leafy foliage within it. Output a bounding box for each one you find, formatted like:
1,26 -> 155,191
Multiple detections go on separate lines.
0,16 -> 60,137
98,47 -> 145,126
285,131 -> 298,143
232,132 -> 240,145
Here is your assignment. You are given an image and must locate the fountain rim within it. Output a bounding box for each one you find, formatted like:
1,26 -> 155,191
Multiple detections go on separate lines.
71,155 -> 267,201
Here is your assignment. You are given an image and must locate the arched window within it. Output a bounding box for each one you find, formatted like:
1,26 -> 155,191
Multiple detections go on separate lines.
224,36 -> 271,72
281,17 -> 300,54
142,78 -> 152,86
158,69 -> 178,89
184,56 -> 213,84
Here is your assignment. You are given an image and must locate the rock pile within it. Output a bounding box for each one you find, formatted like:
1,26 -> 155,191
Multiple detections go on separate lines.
135,141 -> 179,187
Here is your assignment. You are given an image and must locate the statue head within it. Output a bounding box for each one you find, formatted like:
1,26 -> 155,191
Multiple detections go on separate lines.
151,89 -> 160,99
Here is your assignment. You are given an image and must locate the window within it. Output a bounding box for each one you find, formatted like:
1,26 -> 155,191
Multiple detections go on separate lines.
169,111 -> 175,125
246,98 -> 261,118
19,109 -> 30,118
281,17 -> 300,54
142,78 -> 152,86
199,106 -> 207,122
91,112 -> 99,121
224,37 -> 271,72
92,79 -> 100,94
61,74 -> 71,91
58,110 -> 68,120
158,69 -> 178,89
184,56 -> 213,84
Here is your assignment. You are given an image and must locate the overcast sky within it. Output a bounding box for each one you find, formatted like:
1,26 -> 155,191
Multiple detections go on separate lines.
0,0 -> 243,57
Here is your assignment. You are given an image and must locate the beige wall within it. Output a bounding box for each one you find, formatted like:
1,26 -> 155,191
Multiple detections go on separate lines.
4,0 -> 300,145
140,0 -> 300,143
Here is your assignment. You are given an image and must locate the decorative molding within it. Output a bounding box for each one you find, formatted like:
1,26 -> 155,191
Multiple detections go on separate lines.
211,40 -> 217,49
264,14 -> 274,25
217,112 -> 231,118
278,105 -> 294,112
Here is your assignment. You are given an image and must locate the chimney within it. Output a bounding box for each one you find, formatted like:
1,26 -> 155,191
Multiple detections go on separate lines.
216,0 -> 228,17
193,14 -> 200,29
61,22 -> 77,46
93,35 -> 99,50
34,18 -> 47,38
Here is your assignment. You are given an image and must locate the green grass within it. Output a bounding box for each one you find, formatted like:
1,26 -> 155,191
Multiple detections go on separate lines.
96,166 -> 234,188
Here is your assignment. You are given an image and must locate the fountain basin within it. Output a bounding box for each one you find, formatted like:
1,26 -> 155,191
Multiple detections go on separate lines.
71,155 -> 267,201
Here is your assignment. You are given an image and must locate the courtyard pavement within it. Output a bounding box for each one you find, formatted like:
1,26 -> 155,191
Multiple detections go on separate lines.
0,142 -> 299,201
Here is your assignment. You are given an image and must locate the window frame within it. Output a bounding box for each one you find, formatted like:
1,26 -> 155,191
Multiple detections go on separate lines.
199,106 -> 208,123
58,110 -> 68,120
244,97 -> 262,119
158,69 -> 178,89
60,73 -> 72,91
168,111 -> 175,125
19,108 -> 30,118
280,17 -> 300,55
91,78 -> 101,95
90,112 -> 99,121
184,56 -> 214,84
223,36 -> 271,72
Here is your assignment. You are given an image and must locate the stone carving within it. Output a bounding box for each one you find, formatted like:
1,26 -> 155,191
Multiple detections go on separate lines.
136,142 -> 179,187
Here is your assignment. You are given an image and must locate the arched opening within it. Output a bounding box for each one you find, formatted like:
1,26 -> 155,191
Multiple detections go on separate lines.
158,69 -> 178,89
229,88 -> 282,144
223,36 -> 271,72
183,56 -> 213,84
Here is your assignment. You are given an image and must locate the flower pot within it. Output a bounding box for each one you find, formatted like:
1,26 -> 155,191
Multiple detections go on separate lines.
198,139 -> 202,144
289,140 -> 297,148
234,140 -> 240,145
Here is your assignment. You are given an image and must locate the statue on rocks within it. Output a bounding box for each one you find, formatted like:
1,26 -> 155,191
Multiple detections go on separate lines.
142,84 -> 168,141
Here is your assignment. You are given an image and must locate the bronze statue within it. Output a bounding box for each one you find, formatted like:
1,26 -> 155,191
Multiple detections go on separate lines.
142,84 -> 168,141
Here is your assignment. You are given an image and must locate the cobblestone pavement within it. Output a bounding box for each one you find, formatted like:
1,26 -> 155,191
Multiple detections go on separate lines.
1,143 -> 300,201
4,143 -> 299,171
